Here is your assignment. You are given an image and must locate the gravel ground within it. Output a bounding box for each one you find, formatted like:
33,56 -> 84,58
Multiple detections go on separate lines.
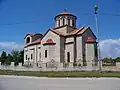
0,75 -> 120,90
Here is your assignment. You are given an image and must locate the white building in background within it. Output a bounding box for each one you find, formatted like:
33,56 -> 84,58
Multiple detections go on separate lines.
24,11 -> 98,68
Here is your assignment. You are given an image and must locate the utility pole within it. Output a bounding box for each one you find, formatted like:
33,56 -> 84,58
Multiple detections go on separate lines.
94,5 -> 102,72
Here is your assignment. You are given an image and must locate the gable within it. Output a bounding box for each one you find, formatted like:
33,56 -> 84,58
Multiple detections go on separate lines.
41,30 -> 59,44
82,27 -> 97,42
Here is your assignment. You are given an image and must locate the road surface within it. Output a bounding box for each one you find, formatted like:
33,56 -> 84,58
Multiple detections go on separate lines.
0,75 -> 120,90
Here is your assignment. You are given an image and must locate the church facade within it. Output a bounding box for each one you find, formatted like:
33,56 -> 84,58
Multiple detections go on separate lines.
24,11 -> 98,68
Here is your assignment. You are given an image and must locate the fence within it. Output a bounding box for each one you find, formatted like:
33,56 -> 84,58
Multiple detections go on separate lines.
0,62 -> 120,71
0,65 -> 99,71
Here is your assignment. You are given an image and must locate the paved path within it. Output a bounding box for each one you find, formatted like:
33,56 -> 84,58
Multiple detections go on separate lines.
0,75 -> 120,90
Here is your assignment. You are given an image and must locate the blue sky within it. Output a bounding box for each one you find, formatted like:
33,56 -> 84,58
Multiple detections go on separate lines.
0,0 -> 120,58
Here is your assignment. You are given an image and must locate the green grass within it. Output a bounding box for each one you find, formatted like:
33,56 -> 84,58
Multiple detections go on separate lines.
0,70 -> 120,78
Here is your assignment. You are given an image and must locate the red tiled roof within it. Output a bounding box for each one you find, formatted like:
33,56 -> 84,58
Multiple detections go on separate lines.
60,12 -> 71,15
55,12 -> 77,20
24,34 -> 34,39
50,27 -> 97,39
25,38 -> 41,47
66,27 -> 85,36
24,33 -> 43,39
25,26 -> 97,47
29,34 -> 34,36
24,33 -> 43,47
50,27 -> 88,37
50,29 -> 65,36
76,27 -> 88,35
31,38 -> 41,44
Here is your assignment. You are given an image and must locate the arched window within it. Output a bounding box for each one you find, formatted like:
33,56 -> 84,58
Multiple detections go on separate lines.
26,37 -> 30,44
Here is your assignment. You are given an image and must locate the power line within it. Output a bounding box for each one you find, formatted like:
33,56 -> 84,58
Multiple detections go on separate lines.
81,12 -> 120,16
0,20 -> 39,26
0,13 -> 120,27
99,13 -> 120,16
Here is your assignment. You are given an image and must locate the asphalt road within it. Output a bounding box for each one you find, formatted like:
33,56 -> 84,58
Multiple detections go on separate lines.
0,76 -> 120,90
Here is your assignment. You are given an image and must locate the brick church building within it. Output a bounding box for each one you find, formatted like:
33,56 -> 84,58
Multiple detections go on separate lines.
24,11 -> 98,68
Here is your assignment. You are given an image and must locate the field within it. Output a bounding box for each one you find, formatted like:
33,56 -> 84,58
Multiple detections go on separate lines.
0,70 -> 120,78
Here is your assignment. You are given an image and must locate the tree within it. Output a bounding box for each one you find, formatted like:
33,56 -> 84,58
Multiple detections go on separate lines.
114,57 -> 120,62
103,57 -> 112,63
0,51 -> 7,65
19,50 -> 24,65
11,50 -> 20,66
4,54 -> 12,66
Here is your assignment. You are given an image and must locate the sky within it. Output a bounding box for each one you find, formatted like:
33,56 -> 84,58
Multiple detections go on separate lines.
0,0 -> 120,58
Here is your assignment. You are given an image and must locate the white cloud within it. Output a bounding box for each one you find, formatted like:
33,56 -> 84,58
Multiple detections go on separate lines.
99,39 -> 120,58
0,42 -> 23,52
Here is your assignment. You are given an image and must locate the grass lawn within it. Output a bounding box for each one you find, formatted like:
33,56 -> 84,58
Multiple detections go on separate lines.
0,69 -> 120,78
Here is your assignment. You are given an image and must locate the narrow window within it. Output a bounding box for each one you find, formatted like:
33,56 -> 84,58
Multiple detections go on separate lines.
94,43 -> 98,57
95,48 -> 98,57
72,20 -> 75,26
68,19 -> 70,26
39,53 -> 41,59
58,20 -> 60,27
63,18 -> 65,26
67,52 -> 70,62
26,55 -> 27,60
45,50 -> 47,58
31,54 -> 33,60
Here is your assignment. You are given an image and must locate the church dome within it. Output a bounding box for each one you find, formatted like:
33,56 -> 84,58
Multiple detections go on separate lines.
55,11 -> 77,20
54,11 -> 77,28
